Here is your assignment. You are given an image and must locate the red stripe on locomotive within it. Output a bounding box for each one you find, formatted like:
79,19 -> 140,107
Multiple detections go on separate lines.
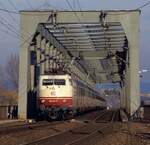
38,97 -> 73,107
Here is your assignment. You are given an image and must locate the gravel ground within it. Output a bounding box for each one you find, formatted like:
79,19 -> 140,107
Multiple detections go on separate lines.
76,110 -> 105,122
0,120 -> 26,127
96,122 -> 150,145
2,111 -> 150,145
0,121 -> 84,145
0,110 -> 103,145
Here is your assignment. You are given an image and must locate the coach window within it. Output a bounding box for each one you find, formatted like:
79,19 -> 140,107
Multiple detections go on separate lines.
42,79 -> 53,85
54,79 -> 66,85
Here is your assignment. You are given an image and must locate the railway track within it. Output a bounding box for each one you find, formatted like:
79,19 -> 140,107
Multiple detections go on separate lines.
22,109 -> 121,145
0,110 -> 106,136
94,109 -> 121,122
0,121 -> 64,136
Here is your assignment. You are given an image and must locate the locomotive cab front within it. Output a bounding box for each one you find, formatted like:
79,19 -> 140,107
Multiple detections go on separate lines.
38,75 -> 74,119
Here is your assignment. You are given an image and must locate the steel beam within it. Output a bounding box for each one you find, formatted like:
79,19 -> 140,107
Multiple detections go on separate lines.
36,24 -> 96,84
70,50 -> 109,59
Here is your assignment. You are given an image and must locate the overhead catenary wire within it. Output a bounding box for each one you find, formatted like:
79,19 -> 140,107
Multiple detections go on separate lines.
0,20 -> 21,39
0,1 -> 19,37
73,0 -> 76,9
7,0 -> 18,11
26,0 -> 34,9
0,16 -> 35,53
0,1 -> 17,22
0,1 -> 39,46
72,0 -> 82,11
0,28 -> 19,39
0,0 -> 149,62
0,1 -> 60,49
65,0 -> 82,22
0,8 -> 19,14
136,0 -> 150,10
64,9 -> 95,82
36,0 -> 63,10
0,14 -> 19,31
0,13 -> 33,42
104,0 -> 150,15
0,0 -> 150,16
0,14 -> 35,48
77,0 -> 82,11
65,0 -> 98,81
76,0 -> 84,17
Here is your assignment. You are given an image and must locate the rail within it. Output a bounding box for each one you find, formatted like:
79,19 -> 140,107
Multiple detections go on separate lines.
0,121 -> 64,136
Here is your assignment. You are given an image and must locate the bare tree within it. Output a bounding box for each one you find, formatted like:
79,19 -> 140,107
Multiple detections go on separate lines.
0,55 -> 19,107
0,64 -> 5,89
5,53 -> 19,90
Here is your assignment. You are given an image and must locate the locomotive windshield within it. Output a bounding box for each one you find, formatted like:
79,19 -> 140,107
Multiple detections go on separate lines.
54,79 -> 65,85
42,79 -> 53,85
42,79 -> 66,86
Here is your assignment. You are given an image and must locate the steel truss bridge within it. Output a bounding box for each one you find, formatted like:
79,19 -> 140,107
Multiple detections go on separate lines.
18,10 -> 140,119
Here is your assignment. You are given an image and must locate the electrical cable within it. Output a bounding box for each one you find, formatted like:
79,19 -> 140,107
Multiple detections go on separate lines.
106,0 -> 150,15
0,0 -> 150,16
76,0 -> 84,17
0,2 -> 39,47
26,0 -> 34,9
0,20 -> 21,39
0,1 -> 17,22
77,0 -> 82,11
73,0 -> 76,9
0,28 -> 19,39
136,0 -> 150,10
0,15 -> 34,52
0,14 -> 33,43
65,0 -> 81,22
0,15 -> 19,31
7,0 -> 18,11
37,0 -> 61,10
0,1 -> 19,37
65,0 -> 99,82
0,14 -> 35,51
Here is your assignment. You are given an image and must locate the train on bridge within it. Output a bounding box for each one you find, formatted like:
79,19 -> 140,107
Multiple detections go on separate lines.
37,74 -> 106,120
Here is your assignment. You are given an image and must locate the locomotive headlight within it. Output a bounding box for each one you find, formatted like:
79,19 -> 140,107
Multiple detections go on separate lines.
41,99 -> 45,103
63,99 -> 66,102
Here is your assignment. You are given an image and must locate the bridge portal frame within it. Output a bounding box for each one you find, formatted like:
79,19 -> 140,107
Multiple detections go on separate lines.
18,10 -> 140,119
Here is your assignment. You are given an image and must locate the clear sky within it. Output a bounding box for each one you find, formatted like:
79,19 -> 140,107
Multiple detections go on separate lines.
0,0 -> 150,82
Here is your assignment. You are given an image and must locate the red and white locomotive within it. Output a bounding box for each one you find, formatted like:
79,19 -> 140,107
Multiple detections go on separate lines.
38,74 -> 106,119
